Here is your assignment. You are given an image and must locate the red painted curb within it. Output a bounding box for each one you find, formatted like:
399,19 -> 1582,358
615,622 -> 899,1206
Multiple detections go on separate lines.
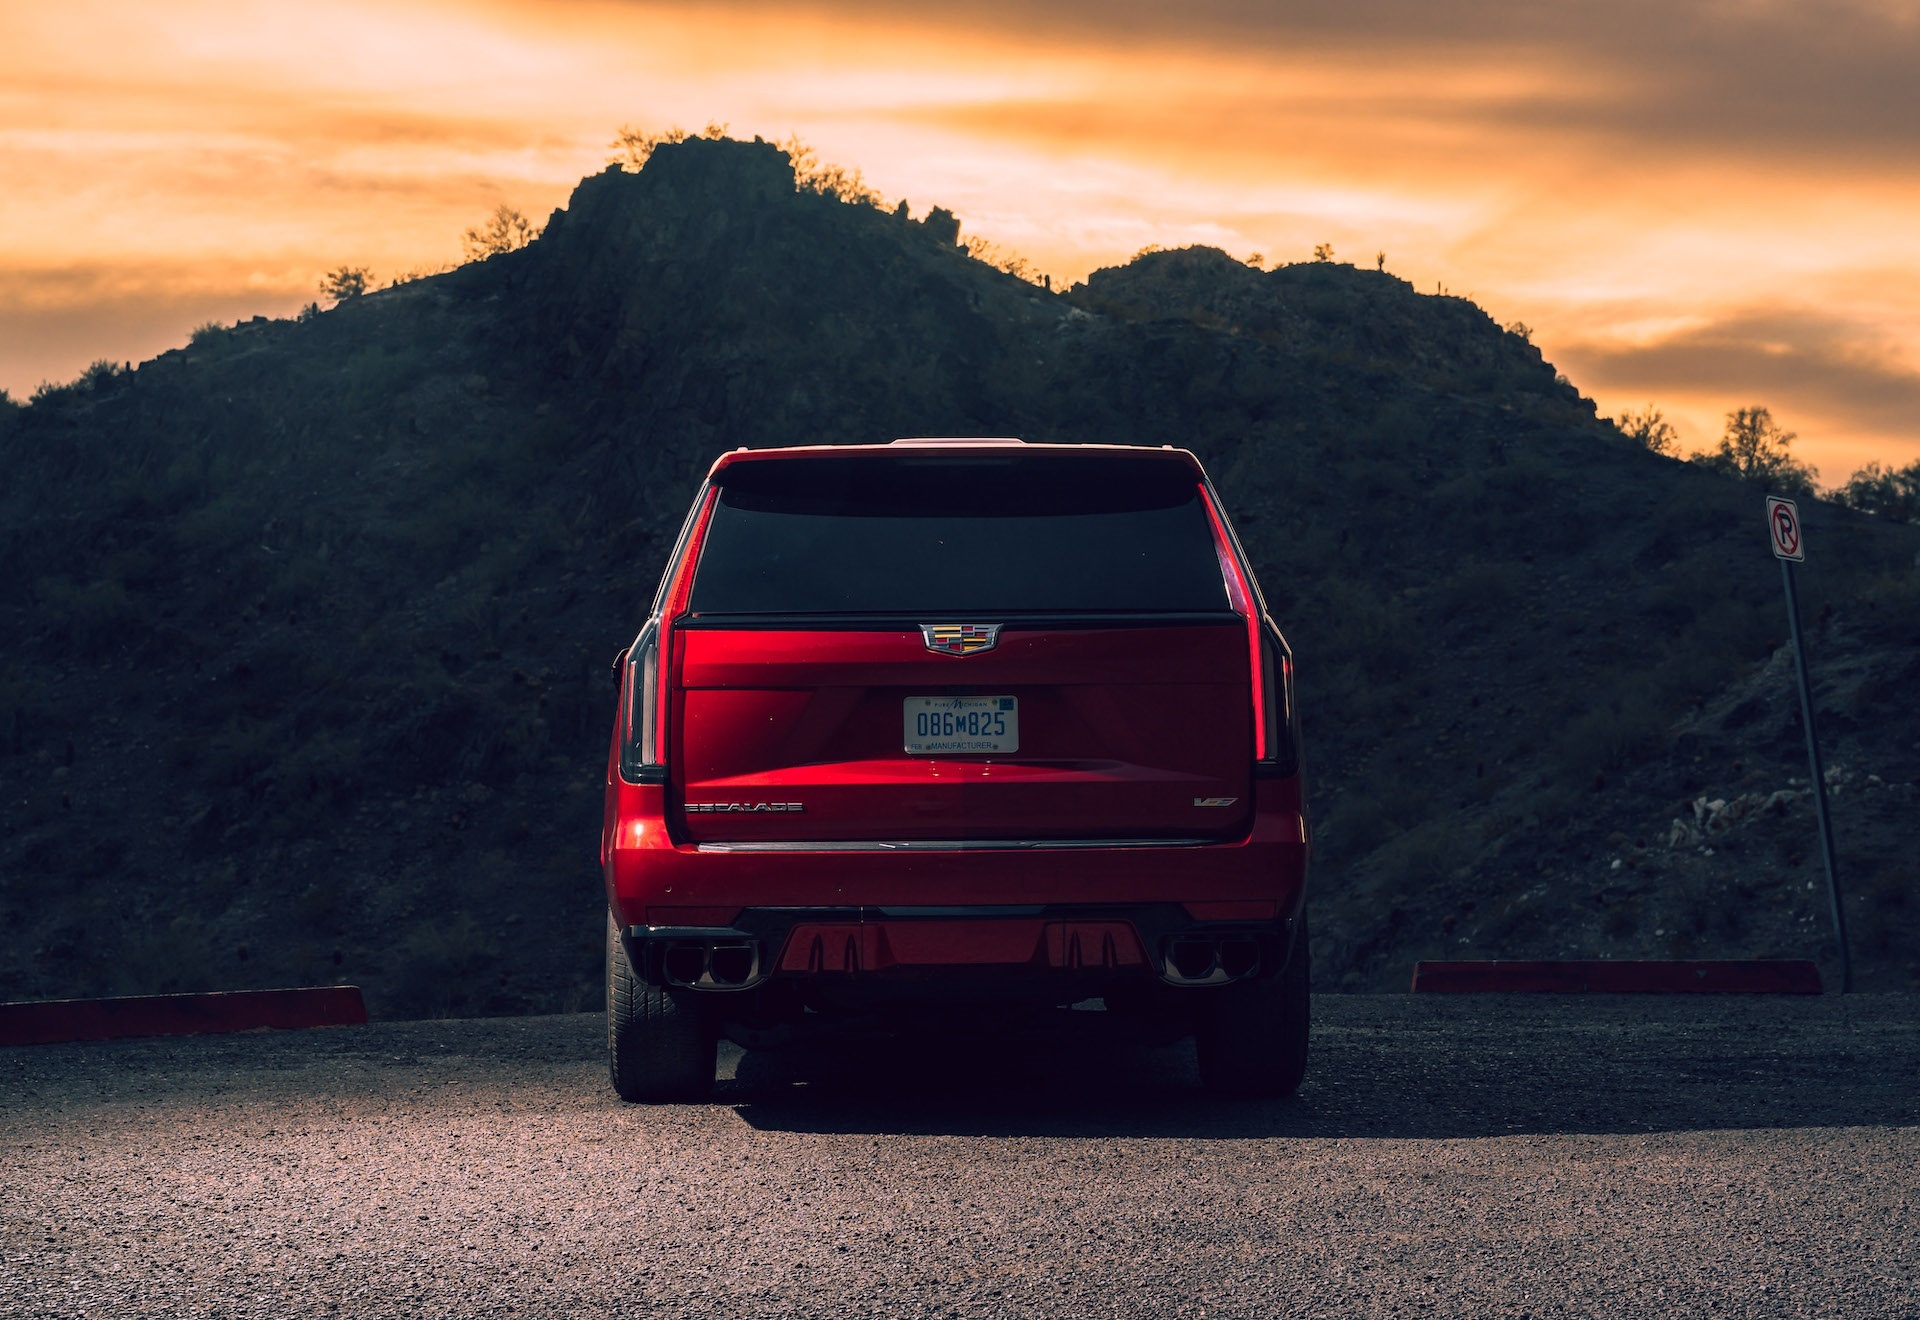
1409,960 -> 1823,994
0,986 -> 369,1046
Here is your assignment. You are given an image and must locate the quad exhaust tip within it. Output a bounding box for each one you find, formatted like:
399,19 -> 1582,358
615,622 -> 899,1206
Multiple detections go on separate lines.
1162,936 -> 1261,987
660,940 -> 763,990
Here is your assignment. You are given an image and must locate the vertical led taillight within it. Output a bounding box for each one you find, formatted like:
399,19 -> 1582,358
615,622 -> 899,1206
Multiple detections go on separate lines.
1200,485 -> 1269,762
1260,638 -> 1296,774
621,624 -> 662,781
1201,482 -> 1296,775
619,484 -> 719,784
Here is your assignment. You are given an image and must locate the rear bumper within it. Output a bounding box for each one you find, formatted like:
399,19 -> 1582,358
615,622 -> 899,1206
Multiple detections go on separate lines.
621,902 -> 1299,994
604,776 -> 1308,993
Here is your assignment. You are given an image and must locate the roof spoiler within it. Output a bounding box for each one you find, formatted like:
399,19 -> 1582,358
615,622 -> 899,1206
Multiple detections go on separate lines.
888,437 -> 1027,446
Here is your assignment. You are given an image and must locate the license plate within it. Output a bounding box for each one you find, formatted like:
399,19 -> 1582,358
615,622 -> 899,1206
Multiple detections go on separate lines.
903,696 -> 1019,754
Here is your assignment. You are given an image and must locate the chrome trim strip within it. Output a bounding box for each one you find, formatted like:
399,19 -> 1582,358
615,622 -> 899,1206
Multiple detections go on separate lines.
693,836 -> 1216,853
873,905 -> 1047,918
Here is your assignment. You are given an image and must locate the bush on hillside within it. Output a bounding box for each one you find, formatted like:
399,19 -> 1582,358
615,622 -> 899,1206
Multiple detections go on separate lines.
1833,460 -> 1920,523
462,205 -> 542,261
1690,406 -> 1817,496
1616,404 -> 1680,455
608,121 -> 728,171
319,266 -> 372,304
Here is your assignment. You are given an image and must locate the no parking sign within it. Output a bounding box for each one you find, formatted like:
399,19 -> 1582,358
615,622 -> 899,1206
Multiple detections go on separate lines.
1765,492 -> 1848,989
1767,495 -> 1804,561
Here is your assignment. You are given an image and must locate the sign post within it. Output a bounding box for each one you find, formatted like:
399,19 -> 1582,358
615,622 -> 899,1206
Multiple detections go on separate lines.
1767,495 -> 1850,993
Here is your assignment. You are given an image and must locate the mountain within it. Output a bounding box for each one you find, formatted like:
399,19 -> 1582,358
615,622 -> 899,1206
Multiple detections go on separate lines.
3,135 -> 1915,1015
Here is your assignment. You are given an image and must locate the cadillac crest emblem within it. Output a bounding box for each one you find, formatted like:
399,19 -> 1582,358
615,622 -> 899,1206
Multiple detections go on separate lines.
921,623 -> 1002,656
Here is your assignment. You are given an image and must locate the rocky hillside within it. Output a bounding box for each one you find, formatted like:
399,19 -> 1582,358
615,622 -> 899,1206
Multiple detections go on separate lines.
2,135 -> 1915,1015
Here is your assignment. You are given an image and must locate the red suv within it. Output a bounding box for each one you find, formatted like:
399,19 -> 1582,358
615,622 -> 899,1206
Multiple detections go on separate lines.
600,440 -> 1309,1100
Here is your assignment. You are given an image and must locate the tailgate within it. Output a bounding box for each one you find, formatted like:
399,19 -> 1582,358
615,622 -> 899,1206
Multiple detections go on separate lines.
674,621 -> 1251,843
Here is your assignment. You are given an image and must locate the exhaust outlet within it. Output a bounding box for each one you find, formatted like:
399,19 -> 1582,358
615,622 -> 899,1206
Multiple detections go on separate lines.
1159,935 -> 1261,987
659,940 -> 764,990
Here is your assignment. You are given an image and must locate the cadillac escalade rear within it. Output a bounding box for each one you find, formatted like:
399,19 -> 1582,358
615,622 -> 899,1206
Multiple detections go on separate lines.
601,440 -> 1309,1100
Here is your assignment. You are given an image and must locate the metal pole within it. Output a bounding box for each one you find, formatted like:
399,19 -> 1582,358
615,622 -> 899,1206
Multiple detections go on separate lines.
1780,557 -> 1850,993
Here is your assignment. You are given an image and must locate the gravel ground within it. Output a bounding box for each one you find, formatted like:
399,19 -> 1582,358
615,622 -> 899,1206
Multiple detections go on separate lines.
3,994 -> 1917,1319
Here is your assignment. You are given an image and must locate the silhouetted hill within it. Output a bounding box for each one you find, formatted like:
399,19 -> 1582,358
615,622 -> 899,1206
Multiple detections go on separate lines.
3,135 -> 1916,1014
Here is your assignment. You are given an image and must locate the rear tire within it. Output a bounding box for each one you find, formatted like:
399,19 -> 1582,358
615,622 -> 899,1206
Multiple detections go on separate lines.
607,912 -> 716,1103
1194,917 -> 1310,1098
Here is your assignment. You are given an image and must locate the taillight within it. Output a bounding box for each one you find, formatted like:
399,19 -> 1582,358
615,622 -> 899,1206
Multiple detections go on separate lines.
616,486 -> 718,785
1256,626 -> 1277,764
1200,485 -> 1270,762
620,623 -> 662,781
1257,627 -> 1298,776
1199,482 -> 1299,776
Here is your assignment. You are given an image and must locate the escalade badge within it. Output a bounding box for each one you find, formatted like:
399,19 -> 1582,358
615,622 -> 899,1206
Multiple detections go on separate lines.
1194,797 -> 1240,808
921,623 -> 1001,656
684,802 -> 805,813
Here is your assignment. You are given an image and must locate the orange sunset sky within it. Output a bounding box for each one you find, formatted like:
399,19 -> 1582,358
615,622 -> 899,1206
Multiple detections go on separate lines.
3,0 -> 1918,482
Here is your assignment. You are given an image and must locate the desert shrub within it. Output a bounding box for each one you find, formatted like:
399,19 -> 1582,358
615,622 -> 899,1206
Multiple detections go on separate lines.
189,321 -> 229,347
1831,460 -> 1920,523
610,124 -> 883,207
385,265 -> 454,288
1372,817 -> 1466,892
77,359 -> 128,391
1852,568 -> 1920,643
1556,682 -> 1671,779
608,121 -> 728,170
1689,406 -> 1817,496
319,266 -> 371,303
962,237 -> 1047,286
1615,405 -> 1680,455
462,205 -> 542,261
1318,771 -> 1436,863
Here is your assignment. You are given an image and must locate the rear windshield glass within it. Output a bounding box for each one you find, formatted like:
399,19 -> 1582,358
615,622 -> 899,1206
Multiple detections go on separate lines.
688,455 -> 1229,615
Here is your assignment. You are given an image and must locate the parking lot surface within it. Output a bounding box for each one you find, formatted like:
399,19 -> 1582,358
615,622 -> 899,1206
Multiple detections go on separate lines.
4,994 -> 1917,1318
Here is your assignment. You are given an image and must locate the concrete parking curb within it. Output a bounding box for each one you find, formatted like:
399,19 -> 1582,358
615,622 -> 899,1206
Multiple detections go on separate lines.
1410,960 -> 1823,994
0,986 -> 369,1046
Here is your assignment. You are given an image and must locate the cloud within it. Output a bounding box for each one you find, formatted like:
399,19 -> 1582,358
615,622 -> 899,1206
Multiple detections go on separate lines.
0,264 -> 313,397
1553,304 -> 1920,475
1561,306 -> 1920,431
634,0 -> 1920,166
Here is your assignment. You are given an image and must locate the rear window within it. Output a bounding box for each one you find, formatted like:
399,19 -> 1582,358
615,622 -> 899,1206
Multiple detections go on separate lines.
687,455 -> 1229,615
